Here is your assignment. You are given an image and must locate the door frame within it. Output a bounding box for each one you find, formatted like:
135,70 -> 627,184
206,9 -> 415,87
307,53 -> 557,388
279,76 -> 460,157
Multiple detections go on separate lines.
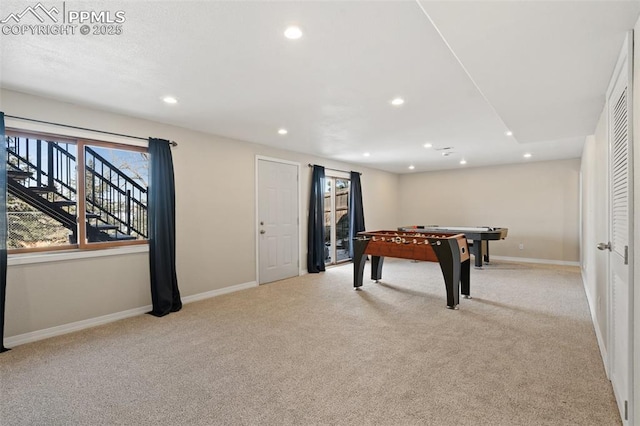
255,155 -> 302,284
323,172 -> 352,266
605,30 -> 634,425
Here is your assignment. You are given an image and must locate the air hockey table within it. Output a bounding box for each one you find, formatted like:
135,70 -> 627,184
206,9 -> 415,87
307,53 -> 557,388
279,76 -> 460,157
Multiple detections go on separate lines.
398,226 -> 508,268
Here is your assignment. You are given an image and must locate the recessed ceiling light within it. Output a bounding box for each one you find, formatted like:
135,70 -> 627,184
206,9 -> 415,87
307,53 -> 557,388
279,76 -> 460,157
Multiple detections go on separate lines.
423,143 -> 432,148
391,97 -> 405,106
460,159 -> 467,165
284,26 -> 303,40
523,153 -> 532,158
278,128 -> 288,135
363,152 -> 370,157
408,165 -> 415,170
505,130 -> 513,136
163,96 -> 178,104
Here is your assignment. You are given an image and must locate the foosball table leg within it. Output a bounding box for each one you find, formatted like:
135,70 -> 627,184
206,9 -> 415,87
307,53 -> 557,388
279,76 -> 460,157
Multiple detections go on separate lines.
461,258 -> 471,299
371,256 -> 384,282
353,238 -> 369,289
431,238 -> 461,309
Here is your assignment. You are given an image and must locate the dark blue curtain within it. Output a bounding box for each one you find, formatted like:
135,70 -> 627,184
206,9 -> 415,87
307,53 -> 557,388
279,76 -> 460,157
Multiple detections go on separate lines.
307,165 -> 325,273
148,138 -> 182,317
348,171 -> 365,259
0,112 -> 8,352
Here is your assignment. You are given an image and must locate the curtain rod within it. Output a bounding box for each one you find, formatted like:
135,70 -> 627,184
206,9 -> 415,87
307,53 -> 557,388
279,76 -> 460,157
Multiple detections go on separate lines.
4,115 -> 178,147
308,163 -> 361,175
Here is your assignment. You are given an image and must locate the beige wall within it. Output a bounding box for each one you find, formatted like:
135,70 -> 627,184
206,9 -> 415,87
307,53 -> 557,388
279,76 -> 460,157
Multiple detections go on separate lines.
580,108 -> 608,351
1,89 -> 399,338
7,253 -> 151,335
398,160 -> 581,263
0,87 -> 599,345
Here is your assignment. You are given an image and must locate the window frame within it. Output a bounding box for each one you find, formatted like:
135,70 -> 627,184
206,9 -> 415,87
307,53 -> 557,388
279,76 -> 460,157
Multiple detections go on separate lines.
5,128 -> 149,254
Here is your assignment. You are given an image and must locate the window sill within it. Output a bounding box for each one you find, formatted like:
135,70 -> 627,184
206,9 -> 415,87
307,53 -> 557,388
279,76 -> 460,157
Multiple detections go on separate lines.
8,244 -> 149,266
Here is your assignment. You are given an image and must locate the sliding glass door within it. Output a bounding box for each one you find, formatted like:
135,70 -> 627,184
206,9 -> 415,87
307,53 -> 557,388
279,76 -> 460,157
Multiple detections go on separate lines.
324,177 -> 351,265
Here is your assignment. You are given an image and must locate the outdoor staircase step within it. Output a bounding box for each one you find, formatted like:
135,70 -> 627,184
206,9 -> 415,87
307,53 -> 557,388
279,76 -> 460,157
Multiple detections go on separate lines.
96,224 -> 119,231
114,235 -> 137,241
28,186 -> 56,194
85,212 -> 101,219
7,170 -> 32,181
52,200 -> 76,207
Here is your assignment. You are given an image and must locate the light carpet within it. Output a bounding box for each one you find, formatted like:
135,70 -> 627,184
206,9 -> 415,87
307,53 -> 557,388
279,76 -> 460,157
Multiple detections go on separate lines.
0,259 -> 620,425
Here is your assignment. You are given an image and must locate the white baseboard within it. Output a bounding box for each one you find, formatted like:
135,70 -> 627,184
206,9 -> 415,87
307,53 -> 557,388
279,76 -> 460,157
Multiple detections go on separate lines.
181,281 -> 257,304
5,280 -> 258,348
4,305 -> 152,348
581,271 -> 609,378
488,255 -> 580,267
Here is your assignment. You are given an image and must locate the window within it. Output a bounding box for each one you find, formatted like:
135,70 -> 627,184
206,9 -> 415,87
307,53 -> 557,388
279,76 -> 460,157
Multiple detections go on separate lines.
324,176 -> 351,265
5,130 -> 148,253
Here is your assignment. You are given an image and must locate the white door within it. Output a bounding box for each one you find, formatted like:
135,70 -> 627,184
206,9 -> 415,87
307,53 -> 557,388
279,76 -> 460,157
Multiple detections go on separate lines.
603,32 -> 634,425
257,158 -> 299,284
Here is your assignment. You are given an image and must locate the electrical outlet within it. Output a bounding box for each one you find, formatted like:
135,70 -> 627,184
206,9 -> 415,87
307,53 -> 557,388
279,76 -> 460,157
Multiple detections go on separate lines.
519,243 -> 524,250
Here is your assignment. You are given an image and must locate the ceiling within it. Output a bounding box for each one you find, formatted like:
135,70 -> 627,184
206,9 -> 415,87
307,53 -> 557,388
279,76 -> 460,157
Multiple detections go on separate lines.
1,1 -> 639,174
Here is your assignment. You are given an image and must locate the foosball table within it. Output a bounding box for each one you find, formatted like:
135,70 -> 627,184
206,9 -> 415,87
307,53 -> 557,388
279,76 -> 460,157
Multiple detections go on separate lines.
353,230 -> 471,309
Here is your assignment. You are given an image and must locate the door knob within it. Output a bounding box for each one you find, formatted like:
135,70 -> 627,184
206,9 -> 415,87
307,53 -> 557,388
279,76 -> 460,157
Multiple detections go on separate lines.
260,230 -> 266,234
597,242 -> 611,251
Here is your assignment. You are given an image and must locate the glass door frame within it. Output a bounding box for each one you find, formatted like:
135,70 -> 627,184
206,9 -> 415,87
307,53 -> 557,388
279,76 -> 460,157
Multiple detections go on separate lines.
324,174 -> 351,266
